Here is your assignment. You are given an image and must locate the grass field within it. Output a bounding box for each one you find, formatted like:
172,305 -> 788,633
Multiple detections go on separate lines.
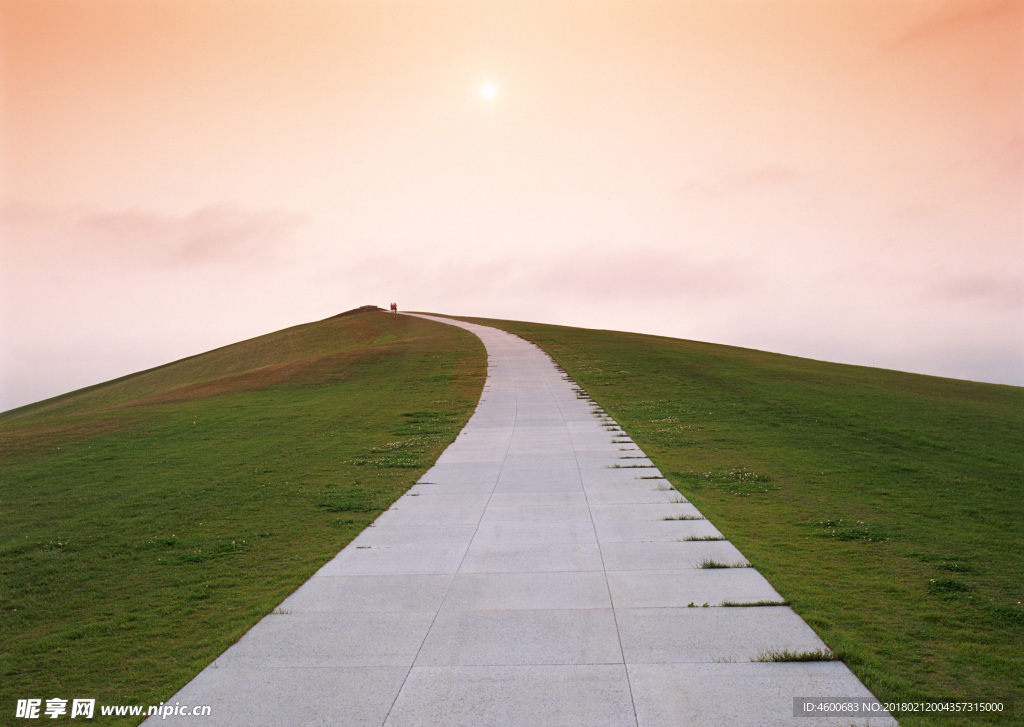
0,311 -> 486,724
457,315 -> 1024,727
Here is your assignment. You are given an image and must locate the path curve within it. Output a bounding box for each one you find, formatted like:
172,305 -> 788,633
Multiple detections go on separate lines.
149,314 -> 894,726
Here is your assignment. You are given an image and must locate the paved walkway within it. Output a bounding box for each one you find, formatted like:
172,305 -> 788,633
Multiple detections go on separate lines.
151,315 -> 895,726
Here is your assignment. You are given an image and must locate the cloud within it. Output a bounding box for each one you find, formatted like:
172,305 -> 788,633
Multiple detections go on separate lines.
885,0 -> 1023,50
993,135 -> 1024,184
928,274 -> 1024,308
526,247 -> 758,302
2,203 -> 307,273
677,164 -> 799,200
3,202 -> 307,266
73,204 -> 307,268
337,244 -> 757,305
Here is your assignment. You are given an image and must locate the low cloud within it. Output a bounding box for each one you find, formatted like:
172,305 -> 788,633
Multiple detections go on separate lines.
2,202 -> 306,270
885,0 -> 1023,50
526,247 -> 757,302
338,245 -> 757,307
993,135 -> 1024,185
928,274 -> 1024,308
75,204 -> 307,268
677,164 -> 800,200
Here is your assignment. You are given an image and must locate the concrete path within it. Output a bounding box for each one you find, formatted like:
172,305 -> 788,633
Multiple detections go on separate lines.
150,315 -> 895,726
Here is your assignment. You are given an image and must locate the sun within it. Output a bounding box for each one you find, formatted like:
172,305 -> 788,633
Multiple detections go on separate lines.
480,82 -> 497,101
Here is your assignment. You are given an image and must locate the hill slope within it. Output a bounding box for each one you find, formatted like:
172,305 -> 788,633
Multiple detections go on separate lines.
456,315 -> 1024,727
0,311 -> 485,722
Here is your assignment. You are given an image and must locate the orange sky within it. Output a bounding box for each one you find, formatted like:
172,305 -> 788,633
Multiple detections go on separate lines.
1,0 -> 1022,409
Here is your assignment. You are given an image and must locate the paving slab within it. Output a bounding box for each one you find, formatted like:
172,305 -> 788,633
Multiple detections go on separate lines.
383,665 -> 637,727
212,611 -> 435,668
417,461 -> 504,484
459,542 -> 605,573
317,542 -> 469,575
628,662 -> 897,726
580,467 -> 667,486
480,504 -> 593,522
486,491 -> 588,507
416,608 -> 622,665
153,667 -> 410,727
607,569 -> 785,608
616,607 -> 827,663
440,572 -> 612,611
583,467 -> 664,478
589,502 -> 706,522
370,499 -> 488,527
406,481 -> 496,495
348,524 -> 477,547
278,574 -> 453,613
584,486 -> 688,505
575,455 -> 646,468
145,314 -> 893,727
601,540 -> 749,571
592,518 -> 724,543
492,477 -> 584,493
496,467 -> 582,486
470,520 -> 598,546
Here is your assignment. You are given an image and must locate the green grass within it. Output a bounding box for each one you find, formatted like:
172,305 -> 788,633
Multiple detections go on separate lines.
0,311 -> 486,725
755,648 -> 840,662
696,558 -> 751,569
455,315 -> 1024,727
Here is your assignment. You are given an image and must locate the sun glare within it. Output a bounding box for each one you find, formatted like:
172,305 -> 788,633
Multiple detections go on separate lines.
480,82 -> 497,100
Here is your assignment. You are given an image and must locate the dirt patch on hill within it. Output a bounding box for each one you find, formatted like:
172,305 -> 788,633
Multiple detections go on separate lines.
0,418 -> 135,463
114,344 -> 406,408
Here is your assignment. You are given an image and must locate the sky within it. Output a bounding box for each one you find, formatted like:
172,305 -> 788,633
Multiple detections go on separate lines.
1,0 -> 1022,412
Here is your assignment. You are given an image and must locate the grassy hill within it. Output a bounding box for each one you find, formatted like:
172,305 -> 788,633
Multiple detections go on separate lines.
0,311 -> 485,723
455,315 -> 1023,727
4,310 -> 1021,726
